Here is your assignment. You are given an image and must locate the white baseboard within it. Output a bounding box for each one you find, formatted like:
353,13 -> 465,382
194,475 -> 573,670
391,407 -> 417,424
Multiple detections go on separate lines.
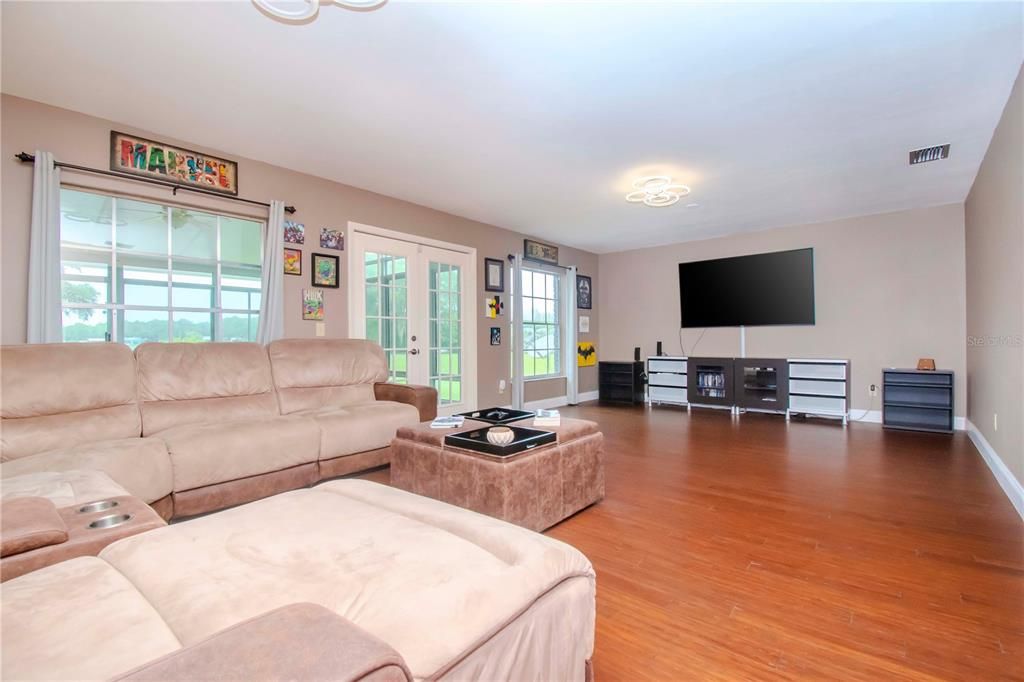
848,409 -> 965,431
577,390 -> 599,403
966,420 -> 1024,522
523,396 -> 570,411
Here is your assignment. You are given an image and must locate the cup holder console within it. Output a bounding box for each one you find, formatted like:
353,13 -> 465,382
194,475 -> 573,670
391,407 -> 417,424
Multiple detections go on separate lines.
78,500 -> 119,514
88,514 -> 133,530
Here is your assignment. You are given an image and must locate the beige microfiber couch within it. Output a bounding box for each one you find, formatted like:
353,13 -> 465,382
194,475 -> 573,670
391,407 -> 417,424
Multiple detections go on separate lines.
1,339 -> 435,520
2,479 -> 597,681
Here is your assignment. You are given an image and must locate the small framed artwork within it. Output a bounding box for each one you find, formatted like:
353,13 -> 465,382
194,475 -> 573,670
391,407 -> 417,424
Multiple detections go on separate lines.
302,288 -> 324,320
320,227 -> 344,250
576,275 -> 592,309
284,220 -> 305,244
484,257 -> 504,292
284,247 -> 302,276
524,238 -> 558,265
312,253 -> 340,288
578,315 -> 590,333
577,342 -> 597,367
490,327 -> 501,346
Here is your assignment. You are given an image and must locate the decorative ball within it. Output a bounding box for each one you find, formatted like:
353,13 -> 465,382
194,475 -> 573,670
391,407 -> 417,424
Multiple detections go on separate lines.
486,426 -> 514,445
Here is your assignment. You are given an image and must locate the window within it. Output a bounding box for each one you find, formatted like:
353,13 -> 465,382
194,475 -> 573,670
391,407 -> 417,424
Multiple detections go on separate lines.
521,268 -> 562,378
59,189 -> 263,348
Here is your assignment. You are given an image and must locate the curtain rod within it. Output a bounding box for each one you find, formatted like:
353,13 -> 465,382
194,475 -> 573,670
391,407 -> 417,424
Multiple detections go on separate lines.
14,152 -> 296,215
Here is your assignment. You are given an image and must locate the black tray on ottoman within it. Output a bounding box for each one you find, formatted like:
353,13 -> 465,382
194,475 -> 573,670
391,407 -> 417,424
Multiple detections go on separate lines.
445,425 -> 556,458
455,407 -> 535,425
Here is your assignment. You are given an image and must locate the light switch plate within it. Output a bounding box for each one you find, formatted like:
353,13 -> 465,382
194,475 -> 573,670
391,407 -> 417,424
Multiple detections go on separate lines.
315,322 -> 326,337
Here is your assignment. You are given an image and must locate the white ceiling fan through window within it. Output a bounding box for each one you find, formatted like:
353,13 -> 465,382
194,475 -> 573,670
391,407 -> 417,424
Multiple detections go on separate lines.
253,0 -> 386,22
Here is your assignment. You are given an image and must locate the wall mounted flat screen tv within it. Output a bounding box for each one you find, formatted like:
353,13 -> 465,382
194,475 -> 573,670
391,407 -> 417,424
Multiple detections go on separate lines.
678,248 -> 815,327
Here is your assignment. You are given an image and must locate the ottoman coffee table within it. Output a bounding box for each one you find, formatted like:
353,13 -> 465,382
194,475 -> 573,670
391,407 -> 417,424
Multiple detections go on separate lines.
390,417 -> 604,531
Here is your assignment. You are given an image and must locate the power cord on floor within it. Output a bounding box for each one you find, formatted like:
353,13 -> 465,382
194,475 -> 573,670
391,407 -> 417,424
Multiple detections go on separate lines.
850,393 -> 876,422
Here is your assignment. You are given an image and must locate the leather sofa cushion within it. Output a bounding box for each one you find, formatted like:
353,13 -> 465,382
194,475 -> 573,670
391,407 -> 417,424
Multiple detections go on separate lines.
268,339 -> 388,414
99,480 -> 595,679
0,497 -> 67,557
1,557 -> 182,681
0,470 -> 128,508
0,438 -> 173,504
306,401 -> 420,460
156,416 -> 320,492
1,343 -> 138,419
114,603 -> 412,682
136,342 -> 279,435
2,404 -> 142,462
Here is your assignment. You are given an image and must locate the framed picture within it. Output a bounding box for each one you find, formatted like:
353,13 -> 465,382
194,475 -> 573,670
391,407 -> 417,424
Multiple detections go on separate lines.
524,238 -> 559,265
284,220 -> 305,244
577,342 -> 597,367
110,131 -> 238,196
284,247 -> 302,275
312,253 -> 340,288
490,327 -> 501,346
578,315 -> 590,333
484,257 -> 505,292
320,227 -> 344,250
302,288 -> 324,320
576,275 -> 593,309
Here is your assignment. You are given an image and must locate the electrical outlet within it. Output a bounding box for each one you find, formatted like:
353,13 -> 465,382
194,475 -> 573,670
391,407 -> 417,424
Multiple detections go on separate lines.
869,384 -> 877,397
994,413 -> 998,431
498,379 -> 507,394
315,322 -> 326,337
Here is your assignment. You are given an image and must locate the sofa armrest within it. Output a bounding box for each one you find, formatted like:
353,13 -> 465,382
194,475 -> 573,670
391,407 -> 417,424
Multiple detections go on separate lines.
114,603 -> 412,682
1,497 -> 68,557
374,383 -> 438,423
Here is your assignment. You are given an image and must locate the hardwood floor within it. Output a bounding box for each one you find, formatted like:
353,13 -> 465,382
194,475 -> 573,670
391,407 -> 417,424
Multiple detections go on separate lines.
367,404 -> 1024,680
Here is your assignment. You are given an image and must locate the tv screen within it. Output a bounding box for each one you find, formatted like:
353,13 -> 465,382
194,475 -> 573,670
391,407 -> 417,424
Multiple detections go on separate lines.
678,248 -> 815,327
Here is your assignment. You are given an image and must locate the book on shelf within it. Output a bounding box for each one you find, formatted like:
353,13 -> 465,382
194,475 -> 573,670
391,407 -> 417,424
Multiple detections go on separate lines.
533,409 -> 561,426
430,415 -> 465,429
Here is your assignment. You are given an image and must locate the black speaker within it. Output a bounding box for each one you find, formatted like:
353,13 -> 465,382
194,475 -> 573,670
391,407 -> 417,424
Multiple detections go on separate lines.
634,347 -> 641,362
656,341 -> 663,356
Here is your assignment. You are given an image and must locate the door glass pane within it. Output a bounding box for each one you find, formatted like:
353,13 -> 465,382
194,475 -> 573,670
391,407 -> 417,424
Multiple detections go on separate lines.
365,251 -> 408,383
171,208 -> 217,260
62,308 -> 110,343
429,261 -> 462,405
117,198 -> 168,255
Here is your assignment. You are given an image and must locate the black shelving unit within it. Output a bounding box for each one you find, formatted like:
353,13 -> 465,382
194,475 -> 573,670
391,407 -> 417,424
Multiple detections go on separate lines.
687,357 -> 735,408
598,361 -> 644,405
882,369 -> 954,434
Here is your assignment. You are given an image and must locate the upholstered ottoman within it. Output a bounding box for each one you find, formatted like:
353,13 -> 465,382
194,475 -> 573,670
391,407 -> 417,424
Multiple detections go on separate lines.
391,417 -> 604,531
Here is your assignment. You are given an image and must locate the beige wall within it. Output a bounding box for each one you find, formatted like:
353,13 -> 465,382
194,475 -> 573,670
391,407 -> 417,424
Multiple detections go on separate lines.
965,66 -> 1023,484
0,95 -> 599,407
598,204 -> 968,416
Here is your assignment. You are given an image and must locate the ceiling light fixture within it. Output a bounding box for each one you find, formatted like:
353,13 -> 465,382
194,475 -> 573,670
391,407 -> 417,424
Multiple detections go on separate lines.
625,176 -> 691,207
252,0 -> 386,22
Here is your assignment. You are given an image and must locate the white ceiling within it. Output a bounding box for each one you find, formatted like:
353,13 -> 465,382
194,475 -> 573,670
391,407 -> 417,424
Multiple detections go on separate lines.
2,1 -> 1022,253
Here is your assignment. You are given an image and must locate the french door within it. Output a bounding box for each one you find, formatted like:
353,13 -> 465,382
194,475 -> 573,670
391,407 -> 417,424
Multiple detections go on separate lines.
348,226 -> 477,415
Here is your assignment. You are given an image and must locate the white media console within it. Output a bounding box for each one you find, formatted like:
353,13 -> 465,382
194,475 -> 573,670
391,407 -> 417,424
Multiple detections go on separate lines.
646,355 -> 850,424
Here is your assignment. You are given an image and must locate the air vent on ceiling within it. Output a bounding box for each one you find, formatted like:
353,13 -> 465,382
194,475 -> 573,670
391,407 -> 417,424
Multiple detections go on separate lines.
909,144 -> 950,165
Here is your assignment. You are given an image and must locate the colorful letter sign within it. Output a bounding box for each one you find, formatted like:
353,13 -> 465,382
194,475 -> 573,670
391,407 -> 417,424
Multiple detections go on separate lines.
109,131 -> 238,195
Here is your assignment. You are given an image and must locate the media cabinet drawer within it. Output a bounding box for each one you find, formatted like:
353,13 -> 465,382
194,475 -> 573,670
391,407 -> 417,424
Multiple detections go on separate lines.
789,394 -> 847,415
649,372 -> 686,388
648,359 -> 687,373
789,362 -> 846,380
790,378 -> 846,397
649,386 -> 687,403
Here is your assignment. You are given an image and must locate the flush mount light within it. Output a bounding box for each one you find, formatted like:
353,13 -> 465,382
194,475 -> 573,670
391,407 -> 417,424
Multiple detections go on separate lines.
625,176 -> 691,207
253,0 -> 386,22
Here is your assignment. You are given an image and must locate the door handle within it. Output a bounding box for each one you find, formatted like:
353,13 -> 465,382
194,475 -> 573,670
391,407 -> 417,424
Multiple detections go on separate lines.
410,348 -> 420,355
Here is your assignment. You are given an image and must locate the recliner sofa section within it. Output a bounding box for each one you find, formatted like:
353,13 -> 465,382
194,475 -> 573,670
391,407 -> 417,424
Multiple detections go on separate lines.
1,339 -> 436,520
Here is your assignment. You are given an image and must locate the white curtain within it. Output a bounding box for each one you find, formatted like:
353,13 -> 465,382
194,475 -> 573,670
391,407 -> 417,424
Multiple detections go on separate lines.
511,254 -> 525,410
564,265 -> 579,405
27,150 -> 63,344
256,200 -> 286,344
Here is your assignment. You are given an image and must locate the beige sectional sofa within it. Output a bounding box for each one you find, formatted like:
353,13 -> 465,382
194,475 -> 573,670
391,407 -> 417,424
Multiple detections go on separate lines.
1,339 -> 436,519
2,479 -> 597,681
